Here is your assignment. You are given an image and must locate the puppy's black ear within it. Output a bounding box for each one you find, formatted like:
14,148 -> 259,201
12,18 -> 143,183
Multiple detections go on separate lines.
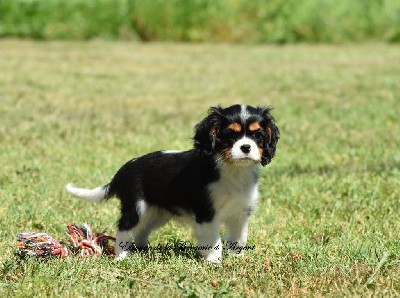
259,107 -> 280,166
193,106 -> 223,154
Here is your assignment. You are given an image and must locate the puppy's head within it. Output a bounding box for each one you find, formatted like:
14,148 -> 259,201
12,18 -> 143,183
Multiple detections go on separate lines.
193,104 -> 279,166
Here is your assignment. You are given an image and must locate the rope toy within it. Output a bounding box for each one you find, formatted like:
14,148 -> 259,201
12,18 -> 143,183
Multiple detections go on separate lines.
16,232 -> 71,257
16,223 -> 115,258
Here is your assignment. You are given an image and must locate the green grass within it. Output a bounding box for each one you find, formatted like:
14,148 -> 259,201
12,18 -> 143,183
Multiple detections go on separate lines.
0,40 -> 399,296
1,0 -> 400,42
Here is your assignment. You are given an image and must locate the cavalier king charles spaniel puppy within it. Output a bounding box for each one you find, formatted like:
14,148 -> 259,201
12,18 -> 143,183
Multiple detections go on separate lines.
66,104 -> 279,262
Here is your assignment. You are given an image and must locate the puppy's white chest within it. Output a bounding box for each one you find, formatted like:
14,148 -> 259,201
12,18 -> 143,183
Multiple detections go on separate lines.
208,164 -> 259,218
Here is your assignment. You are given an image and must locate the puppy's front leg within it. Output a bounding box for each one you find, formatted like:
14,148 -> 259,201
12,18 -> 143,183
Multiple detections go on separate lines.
224,214 -> 249,256
194,221 -> 222,263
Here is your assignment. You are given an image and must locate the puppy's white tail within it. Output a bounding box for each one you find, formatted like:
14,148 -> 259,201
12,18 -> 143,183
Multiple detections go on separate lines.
66,183 -> 110,203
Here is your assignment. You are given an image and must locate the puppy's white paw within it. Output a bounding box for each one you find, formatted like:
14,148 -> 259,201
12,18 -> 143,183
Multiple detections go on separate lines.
228,250 -> 245,257
115,251 -> 128,261
205,254 -> 222,263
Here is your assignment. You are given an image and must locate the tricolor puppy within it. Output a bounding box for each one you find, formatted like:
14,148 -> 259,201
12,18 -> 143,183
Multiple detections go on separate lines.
66,104 -> 279,262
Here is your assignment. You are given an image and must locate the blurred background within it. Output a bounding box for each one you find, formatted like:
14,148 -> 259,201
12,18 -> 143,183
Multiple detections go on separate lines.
1,1 -> 400,296
1,0 -> 399,43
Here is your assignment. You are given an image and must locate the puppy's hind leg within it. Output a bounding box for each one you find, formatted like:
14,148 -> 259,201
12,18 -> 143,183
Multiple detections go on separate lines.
115,229 -> 135,261
115,195 -> 141,261
134,206 -> 170,249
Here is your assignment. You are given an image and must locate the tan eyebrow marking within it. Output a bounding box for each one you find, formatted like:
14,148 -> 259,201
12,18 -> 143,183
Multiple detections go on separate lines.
228,122 -> 242,132
248,122 -> 261,132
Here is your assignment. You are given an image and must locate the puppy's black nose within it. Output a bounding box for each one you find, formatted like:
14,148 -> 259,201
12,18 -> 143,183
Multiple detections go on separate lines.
240,144 -> 251,154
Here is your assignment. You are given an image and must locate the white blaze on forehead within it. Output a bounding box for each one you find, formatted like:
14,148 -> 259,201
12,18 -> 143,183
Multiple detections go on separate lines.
231,136 -> 261,162
240,104 -> 250,123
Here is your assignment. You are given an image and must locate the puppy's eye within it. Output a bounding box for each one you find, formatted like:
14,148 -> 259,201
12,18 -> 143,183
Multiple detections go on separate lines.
224,129 -> 239,140
254,131 -> 263,140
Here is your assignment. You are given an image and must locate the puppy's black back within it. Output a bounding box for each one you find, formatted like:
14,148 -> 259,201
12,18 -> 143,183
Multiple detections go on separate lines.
108,150 -> 219,223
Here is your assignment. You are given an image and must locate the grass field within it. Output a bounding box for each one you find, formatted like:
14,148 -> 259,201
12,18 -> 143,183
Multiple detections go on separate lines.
1,0 -> 400,42
0,40 -> 399,296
